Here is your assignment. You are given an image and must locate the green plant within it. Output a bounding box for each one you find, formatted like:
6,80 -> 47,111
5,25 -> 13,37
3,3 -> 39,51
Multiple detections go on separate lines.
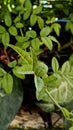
0,0 -> 73,130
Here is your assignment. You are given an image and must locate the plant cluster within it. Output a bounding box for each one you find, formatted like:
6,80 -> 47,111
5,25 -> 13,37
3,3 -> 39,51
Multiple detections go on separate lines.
0,0 -> 73,130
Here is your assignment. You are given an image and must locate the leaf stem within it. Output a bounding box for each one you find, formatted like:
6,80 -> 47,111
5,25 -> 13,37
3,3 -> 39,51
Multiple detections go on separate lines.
20,28 -> 24,36
45,89 -> 62,110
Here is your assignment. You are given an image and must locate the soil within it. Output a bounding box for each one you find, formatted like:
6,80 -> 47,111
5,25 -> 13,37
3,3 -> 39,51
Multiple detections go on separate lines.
8,104 -> 64,130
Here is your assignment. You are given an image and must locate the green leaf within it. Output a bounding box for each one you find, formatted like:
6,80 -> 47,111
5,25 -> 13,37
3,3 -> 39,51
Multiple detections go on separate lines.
15,22 -> 24,28
8,60 -> 17,68
18,57 -> 31,65
69,54 -> 73,66
16,41 -> 30,49
34,76 -> 44,92
32,49 -> 43,56
30,14 -> 37,26
15,36 -> 29,42
19,0 -> 25,5
43,74 -> 73,104
45,74 -> 62,91
2,73 -> 13,94
0,68 -> 6,77
26,30 -> 37,38
33,6 -> 42,14
23,0 -> 32,20
41,37 -> 53,50
15,64 -> 32,72
64,9 -> 69,15
0,25 -> 6,34
44,75 -> 57,85
13,66 -> 25,79
70,22 -> 73,34
0,34 -> 2,41
37,102 -> 55,112
0,76 -> 23,130
31,38 -> 40,50
70,14 -> 73,22
69,126 -> 73,130
9,26 -> 18,36
22,41 -> 30,49
62,107 -> 70,119
23,11 -> 31,20
64,75 -> 73,88
2,32 -> 10,46
44,80 -> 73,103
55,3 -> 63,8
49,35 -> 58,43
8,44 -> 32,64
4,12 -> 12,27
16,64 -> 33,75
61,61 -> 70,74
65,22 -> 70,31
34,61 -> 48,78
15,5 -> 24,11
48,35 -> 60,49
34,75 -> 45,101
37,16 -> 44,29
51,23 -> 61,36
52,57 -> 59,72
14,15 -> 21,23
40,26 -> 51,37
66,22 -> 73,34
18,70 -> 34,75
25,0 -> 32,11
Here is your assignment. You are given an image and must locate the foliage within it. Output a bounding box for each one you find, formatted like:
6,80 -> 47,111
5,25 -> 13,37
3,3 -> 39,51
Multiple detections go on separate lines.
0,76 -> 23,130
0,0 -> 73,129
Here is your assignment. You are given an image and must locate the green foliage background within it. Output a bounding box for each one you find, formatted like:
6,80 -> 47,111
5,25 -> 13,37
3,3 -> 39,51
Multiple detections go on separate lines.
0,0 -> 73,129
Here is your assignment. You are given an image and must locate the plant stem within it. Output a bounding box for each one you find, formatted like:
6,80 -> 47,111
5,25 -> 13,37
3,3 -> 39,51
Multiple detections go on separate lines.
20,28 -> 24,36
59,41 -> 73,51
45,89 -> 62,110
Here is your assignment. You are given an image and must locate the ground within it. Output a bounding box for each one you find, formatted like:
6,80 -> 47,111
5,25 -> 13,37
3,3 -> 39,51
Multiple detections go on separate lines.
8,104 -> 64,130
